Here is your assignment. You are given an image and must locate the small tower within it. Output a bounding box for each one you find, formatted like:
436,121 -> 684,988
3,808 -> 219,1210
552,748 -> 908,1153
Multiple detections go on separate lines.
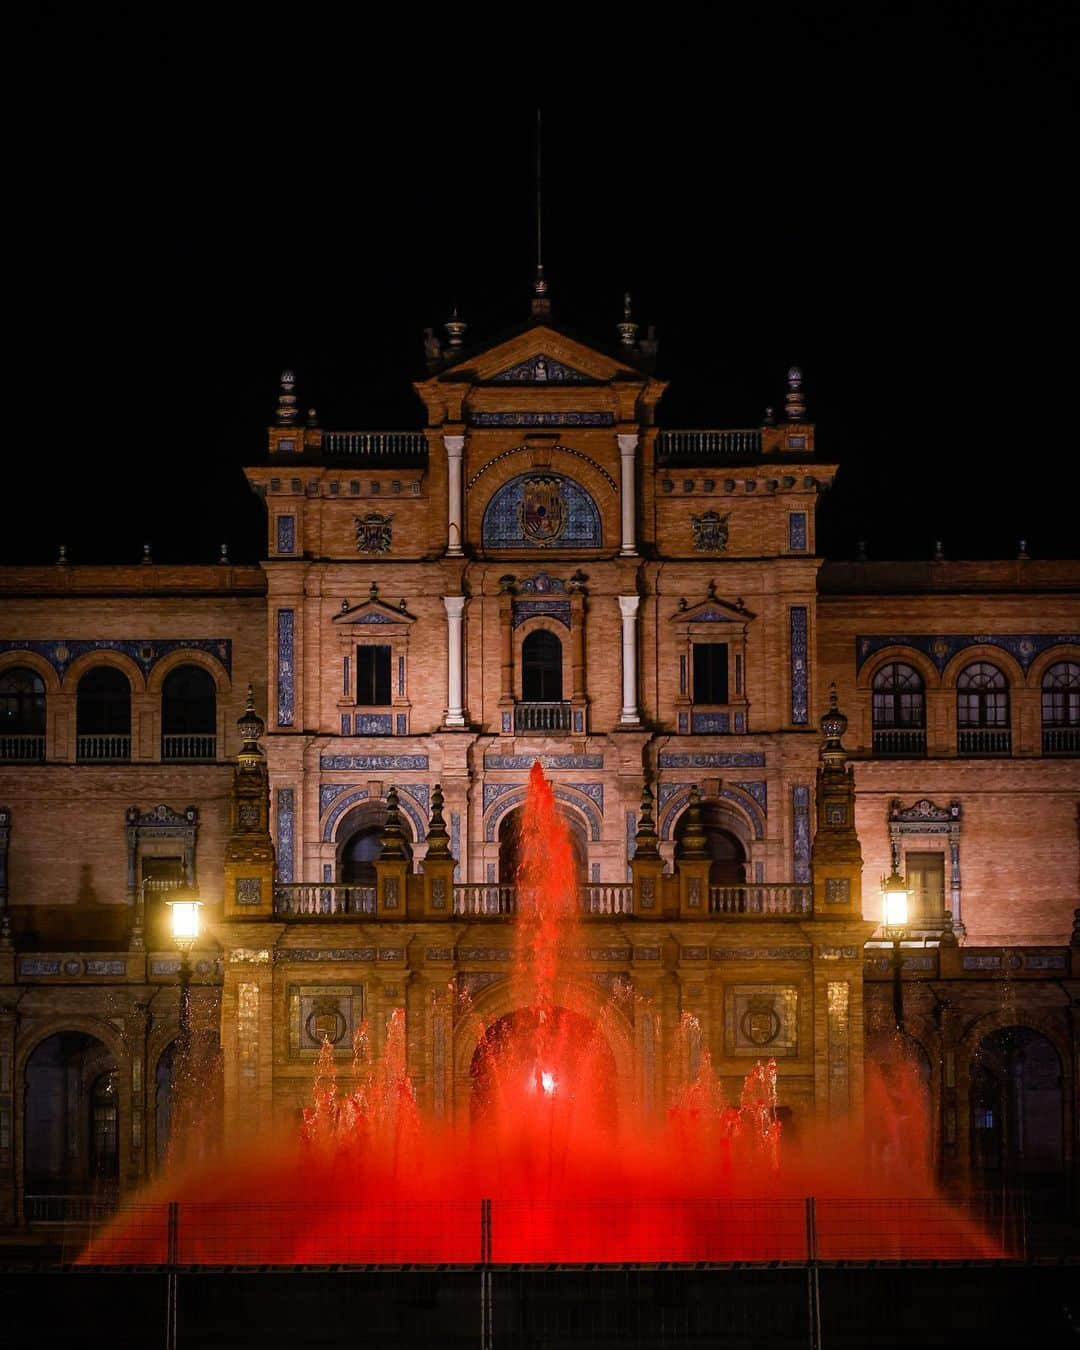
785,365 -> 806,421
374,786 -> 411,917
810,685 -> 862,917
631,783 -> 665,916
421,784 -> 456,917
675,785 -> 711,917
222,686 -> 276,919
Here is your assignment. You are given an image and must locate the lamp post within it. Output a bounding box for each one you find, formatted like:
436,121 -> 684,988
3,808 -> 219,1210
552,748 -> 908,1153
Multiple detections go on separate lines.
881,870 -> 910,1032
166,893 -> 202,1049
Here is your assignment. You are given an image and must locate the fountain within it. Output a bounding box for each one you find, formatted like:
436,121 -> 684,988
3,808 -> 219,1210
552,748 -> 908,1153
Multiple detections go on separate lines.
84,762 -> 998,1265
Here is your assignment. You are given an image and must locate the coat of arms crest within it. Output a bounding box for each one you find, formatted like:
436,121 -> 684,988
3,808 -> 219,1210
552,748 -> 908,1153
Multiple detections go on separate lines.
740,994 -> 781,1047
691,510 -> 730,552
355,512 -> 393,554
518,476 -> 566,545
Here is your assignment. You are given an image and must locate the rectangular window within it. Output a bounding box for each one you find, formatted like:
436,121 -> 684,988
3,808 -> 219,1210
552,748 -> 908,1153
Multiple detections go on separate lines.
356,645 -> 391,706
906,850 -> 945,926
693,643 -> 729,704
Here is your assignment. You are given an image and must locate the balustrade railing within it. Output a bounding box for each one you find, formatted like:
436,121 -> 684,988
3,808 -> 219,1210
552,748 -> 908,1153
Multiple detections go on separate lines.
709,883 -> 812,915
274,883 -> 376,916
162,733 -> 217,761
958,727 -> 1012,756
514,701 -> 572,734
580,883 -> 634,915
872,727 -> 926,757
0,733 -> 45,761
1042,726 -> 1080,755
656,429 -> 762,461
76,734 -> 131,761
321,431 -> 428,459
452,884 -> 516,916
25,1192 -> 118,1223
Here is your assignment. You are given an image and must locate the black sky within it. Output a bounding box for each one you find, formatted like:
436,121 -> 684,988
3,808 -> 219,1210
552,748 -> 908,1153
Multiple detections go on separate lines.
8,4 -> 1077,566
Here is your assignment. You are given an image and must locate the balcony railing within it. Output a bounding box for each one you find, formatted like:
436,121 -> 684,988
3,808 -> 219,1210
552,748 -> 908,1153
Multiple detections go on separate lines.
76,734 -> 131,762
0,733 -> 45,761
274,883 -> 377,916
656,429 -> 762,462
321,431 -> 428,460
162,733 -> 217,761
453,883 -> 634,917
709,883 -> 813,915
958,727 -> 1012,756
1043,726 -> 1080,755
872,727 -> 927,757
514,701 -> 572,734
24,1192 -> 119,1224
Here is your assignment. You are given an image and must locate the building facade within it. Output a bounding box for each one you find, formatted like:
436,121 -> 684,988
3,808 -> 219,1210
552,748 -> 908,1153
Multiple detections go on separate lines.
0,302 -> 1077,1226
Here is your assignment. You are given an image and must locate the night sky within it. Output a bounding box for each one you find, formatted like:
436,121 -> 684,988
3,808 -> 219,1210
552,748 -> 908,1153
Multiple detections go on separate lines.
9,5 -> 1076,566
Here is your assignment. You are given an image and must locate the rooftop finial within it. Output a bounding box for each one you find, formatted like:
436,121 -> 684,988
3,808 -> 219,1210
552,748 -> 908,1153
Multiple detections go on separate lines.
532,108 -> 551,317
276,369 -> 299,425
445,306 -> 467,348
617,291 -> 638,348
785,365 -> 806,421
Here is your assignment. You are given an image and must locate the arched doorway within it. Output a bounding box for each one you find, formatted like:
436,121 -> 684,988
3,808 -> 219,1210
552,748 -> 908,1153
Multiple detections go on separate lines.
970,1027 -> 1064,1197
675,802 -> 747,884
498,805 -> 587,887
521,629 -> 564,702
24,1032 -> 119,1211
336,802 -> 413,884
469,1007 -> 617,1129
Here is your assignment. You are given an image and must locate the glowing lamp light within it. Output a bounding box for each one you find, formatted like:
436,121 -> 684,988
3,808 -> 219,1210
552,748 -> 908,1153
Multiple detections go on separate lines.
168,898 -> 202,952
880,871 -> 910,936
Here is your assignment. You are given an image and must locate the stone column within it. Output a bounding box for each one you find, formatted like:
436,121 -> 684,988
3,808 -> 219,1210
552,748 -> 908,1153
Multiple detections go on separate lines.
618,595 -> 641,725
443,596 -> 467,727
443,434 -> 465,557
617,433 -> 639,556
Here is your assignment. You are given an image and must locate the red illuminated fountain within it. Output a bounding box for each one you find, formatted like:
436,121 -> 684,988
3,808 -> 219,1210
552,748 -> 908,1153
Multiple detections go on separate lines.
85,762 -> 998,1265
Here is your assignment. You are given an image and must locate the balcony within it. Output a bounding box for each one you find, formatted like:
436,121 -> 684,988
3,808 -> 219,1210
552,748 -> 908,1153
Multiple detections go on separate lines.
76,734 -> 131,762
872,727 -> 927,757
709,884 -> 812,916
453,883 -> 634,917
275,884 -> 376,916
1043,726 -> 1080,755
958,728 -> 1011,756
320,431 -> 428,463
0,733 -> 45,762
162,733 -> 217,762
514,701 -> 572,734
656,429 -> 762,463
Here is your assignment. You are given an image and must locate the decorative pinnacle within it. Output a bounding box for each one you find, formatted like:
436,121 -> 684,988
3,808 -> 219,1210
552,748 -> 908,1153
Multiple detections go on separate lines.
677,785 -> 709,860
445,307 -> 467,348
276,369 -> 299,426
379,786 -> 409,861
634,783 -> 660,859
425,783 -> 452,859
785,365 -> 806,421
56,544 -> 68,565
219,542 -> 230,564
616,291 -> 639,348
819,684 -> 849,754
142,543 -> 152,565
237,683 -> 265,761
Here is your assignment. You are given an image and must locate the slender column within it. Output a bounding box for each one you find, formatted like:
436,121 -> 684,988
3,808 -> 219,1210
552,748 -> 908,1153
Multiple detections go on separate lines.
443,434 -> 465,556
443,596 -> 467,727
618,594 -> 641,724
617,432 -> 639,557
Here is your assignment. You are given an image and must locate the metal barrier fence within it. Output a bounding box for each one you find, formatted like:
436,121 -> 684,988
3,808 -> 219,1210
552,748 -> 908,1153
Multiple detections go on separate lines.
56,1195 -> 1047,1267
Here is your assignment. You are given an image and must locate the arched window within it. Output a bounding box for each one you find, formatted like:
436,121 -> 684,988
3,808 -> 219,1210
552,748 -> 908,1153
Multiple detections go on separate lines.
77,667 -> 132,761
1041,661 -> 1080,755
0,666 -> 46,761
161,665 -> 217,760
517,629 -> 567,731
956,662 -> 1010,756
871,662 -> 926,757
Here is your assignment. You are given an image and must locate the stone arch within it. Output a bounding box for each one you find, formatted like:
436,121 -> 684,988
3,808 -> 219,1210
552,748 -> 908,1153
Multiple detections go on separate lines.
658,787 -> 763,845
146,647 -> 231,695
496,801 -> 588,886
467,443 -> 618,494
16,1016 -> 128,1081
966,1022 -> 1066,1186
0,650 -> 62,694
62,649 -> 146,694
1026,642 -> 1080,688
484,783 -> 602,844
321,786 -> 426,847
940,644 -> 1024,691
479,471 -> 603,550
858,645 -> 941,692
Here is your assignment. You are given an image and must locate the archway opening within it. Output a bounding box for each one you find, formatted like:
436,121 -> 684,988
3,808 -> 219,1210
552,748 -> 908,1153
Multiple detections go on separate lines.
76,667 -> 131,761
675,802 -> 747,885
338,804 -> 413,885
521,629 -> 564,702
970,1026 -> 1063,1199
24,1032 -> 119,1208
469,1007 -> 617,1130
498,804 -> 587,887
161,664 -> 217,760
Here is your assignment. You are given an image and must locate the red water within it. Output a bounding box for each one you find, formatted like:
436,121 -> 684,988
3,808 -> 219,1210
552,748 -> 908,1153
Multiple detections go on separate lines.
84,762 -> 999,1264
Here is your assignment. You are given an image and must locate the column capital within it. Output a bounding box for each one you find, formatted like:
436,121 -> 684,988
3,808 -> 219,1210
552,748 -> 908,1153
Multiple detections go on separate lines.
442,434 -> 466,457
618,593 -> 641,619
442,594 -> 466,618
616,432 -> 640,455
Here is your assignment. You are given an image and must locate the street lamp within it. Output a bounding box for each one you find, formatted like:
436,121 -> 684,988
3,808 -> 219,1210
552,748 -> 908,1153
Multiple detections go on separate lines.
166,893 -> 202,1045
880,869 -> 910,1032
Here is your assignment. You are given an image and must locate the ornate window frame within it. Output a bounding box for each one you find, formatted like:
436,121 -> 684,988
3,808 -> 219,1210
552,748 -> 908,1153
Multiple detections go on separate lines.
887,797 -> 963,936
670,594 -> 753,735
332,599 -> 415,737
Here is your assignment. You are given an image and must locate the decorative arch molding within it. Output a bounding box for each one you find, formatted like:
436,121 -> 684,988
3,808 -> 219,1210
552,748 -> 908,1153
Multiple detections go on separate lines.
483,783 -> 603,843
657,784 -> 765,843
0,639 -> 233,686
321,785 -> 427,845
64,648 -> 146,693
0,650 -> 62,693
940,644 -> 1026,690
15,1017 -> 129,1082
146,648 -> 231,695
956,1008 -> 1071,1080
1026,642 -> 1080,687
856,634 -> 1076,680
857,645 -> 941,691
481,472 -> 603,550
467,443 -> 618,493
